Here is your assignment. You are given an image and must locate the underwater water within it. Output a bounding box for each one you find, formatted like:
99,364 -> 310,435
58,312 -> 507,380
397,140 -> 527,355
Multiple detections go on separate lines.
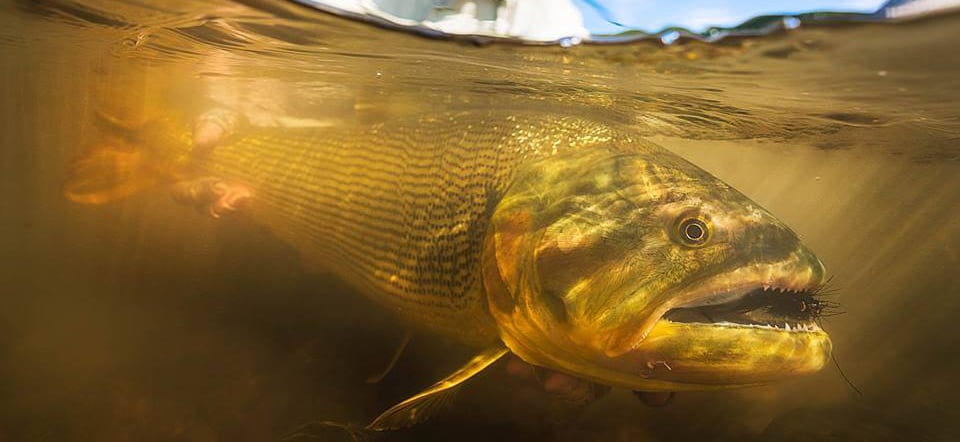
1,0 -> 959,440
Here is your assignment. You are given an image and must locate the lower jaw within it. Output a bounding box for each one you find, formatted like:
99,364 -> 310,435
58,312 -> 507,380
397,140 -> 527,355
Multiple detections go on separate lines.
636,320 -> 831,388
574,320 -> 833,392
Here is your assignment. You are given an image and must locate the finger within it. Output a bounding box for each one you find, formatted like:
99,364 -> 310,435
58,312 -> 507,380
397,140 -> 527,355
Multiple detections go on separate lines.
505,355 -> 535,381
192,108 -> 242,153
209,182 -> 252,218
541,370 -> 609,406
503,356 -> 609,406
542,371 -> 583,396
633,390 -> 675,407
193,119 -> 226,151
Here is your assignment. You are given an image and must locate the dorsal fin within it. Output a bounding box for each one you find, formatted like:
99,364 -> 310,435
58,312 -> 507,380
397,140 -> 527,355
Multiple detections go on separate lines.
366,345 -> 508,431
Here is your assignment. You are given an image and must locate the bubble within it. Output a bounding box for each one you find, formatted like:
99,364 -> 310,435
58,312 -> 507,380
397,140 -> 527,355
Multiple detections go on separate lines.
660,31 -> 680,45
558,36 -> 581,48
783,17 -> 802,30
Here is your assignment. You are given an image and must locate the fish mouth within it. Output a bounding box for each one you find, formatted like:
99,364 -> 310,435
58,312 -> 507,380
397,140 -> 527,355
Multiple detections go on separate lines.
647,253 -> 828,339
599,259 -> 833,390
662,284 -> 824,333
609,254 -> 828,358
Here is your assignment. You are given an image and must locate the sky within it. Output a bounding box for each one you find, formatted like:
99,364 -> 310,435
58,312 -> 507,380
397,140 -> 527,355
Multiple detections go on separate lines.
571,0 -> 888,34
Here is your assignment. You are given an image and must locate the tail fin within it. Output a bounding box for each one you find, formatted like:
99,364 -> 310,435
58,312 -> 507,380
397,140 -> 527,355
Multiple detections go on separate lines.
63,113 -> 159,205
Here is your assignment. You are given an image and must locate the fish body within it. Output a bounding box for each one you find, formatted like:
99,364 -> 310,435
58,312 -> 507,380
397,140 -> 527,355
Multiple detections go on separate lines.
137,112 -> 642,343
67,109 -> 832,427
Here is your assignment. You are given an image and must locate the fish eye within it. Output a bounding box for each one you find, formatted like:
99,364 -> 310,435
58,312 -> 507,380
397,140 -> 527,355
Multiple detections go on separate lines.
675,216 -> 711,247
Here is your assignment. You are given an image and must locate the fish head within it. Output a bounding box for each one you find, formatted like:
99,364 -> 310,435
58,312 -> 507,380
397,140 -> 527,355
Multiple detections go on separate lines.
483,144 -> 831,391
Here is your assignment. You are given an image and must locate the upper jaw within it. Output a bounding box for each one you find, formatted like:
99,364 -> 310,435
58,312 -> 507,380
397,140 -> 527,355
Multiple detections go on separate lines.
669,267 -> 821,312
676,251 -> 825,306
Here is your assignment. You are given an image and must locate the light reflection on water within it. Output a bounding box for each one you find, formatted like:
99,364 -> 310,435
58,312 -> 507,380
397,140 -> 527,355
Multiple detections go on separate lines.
0,1 -> 958,440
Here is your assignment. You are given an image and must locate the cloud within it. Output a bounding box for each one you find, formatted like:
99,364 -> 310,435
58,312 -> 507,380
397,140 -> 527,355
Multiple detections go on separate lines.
681,7 -> 738,29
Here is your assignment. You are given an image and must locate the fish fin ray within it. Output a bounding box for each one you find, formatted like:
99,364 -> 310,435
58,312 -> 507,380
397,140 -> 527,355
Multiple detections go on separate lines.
365,330 -> 413,384
63,143 -> 156,205
63,112 -> 178,205
365,344 -> 508,431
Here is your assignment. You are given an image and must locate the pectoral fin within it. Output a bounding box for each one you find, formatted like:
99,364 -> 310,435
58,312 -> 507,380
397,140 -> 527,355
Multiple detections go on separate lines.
366,344 -> 508,431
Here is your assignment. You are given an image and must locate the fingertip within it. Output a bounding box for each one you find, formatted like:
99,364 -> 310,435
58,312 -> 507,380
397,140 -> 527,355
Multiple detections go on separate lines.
505,356 -> 535,380
543,372 -> 582,395
633,391 -> 675,407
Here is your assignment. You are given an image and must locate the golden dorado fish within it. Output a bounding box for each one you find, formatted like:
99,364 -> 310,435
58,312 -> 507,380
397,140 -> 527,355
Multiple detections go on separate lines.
65,110 -> 832,430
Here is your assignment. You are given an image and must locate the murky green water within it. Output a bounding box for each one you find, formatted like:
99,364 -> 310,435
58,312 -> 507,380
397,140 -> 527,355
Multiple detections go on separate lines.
1,1 -> 959,441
